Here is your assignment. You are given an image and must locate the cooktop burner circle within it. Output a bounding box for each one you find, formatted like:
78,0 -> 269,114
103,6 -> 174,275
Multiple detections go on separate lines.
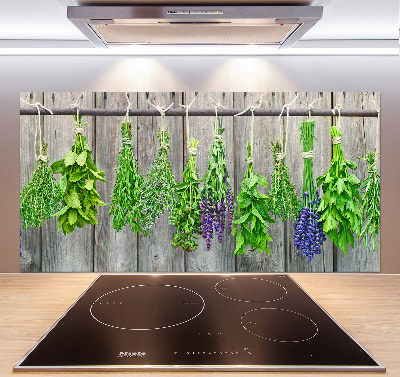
241,307 -> 318,342
90,284 -> 205,331
215,277 -> 287,302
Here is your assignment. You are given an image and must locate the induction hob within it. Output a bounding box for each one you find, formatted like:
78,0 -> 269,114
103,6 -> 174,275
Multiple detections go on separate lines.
14,274 -> 385,372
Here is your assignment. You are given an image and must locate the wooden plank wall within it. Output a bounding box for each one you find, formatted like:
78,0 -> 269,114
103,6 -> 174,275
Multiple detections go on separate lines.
19,92 -> 380,272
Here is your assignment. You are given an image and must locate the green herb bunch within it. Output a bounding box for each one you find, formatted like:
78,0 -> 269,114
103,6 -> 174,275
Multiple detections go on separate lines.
316,125 -> 363,254
200,117 -> 234,250
232,142 -> 275,256
170,138 -> 202,252
268,139 -> 301,221
109,122 -> 143,232
135,130 -> 177,236
358,150 -> 380,251
51,115 -> 107,235
20,142 -> 62,230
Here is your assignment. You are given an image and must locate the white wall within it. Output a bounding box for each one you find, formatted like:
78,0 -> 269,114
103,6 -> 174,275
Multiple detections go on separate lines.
1,54 -> 399,272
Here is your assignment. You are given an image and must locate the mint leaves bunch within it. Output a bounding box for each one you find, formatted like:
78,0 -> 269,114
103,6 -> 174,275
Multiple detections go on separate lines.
20,142 -> 61,230
232,142 -> 275,256
109,122 -> 143,232
51,115 -> 107,234
317,125 -> 363,254
171,138 -> 202,252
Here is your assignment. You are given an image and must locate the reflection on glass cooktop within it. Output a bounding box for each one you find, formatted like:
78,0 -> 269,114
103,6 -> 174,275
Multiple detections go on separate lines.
14,274 -> 385,372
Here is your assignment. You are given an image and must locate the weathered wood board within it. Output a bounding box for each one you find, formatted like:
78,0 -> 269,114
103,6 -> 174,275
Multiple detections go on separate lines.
20,92 -> 380,272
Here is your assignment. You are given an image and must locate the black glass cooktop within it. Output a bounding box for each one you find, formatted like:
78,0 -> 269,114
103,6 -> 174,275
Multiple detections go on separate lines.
14,274 -> 385,372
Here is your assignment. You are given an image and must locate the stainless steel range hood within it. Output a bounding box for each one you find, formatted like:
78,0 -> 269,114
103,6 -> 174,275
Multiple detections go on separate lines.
67,5 -> 322,48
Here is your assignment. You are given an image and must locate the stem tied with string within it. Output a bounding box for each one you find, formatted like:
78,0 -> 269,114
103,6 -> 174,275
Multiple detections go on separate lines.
109,121 -> 144,232
51,114 -> 107,235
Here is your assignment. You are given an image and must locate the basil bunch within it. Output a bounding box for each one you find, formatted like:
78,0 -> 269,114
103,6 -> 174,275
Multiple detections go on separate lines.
200,117 -> 234,250
316,125 -> 363,254
51,115 -> 107,234
170,138 -> 202,252
20,143 -> 61,230
268,139 -> 301,221
232,142 -> 275,256
358,150 -> 380,251
135,130 -> 177,236
109,122 -> 143,232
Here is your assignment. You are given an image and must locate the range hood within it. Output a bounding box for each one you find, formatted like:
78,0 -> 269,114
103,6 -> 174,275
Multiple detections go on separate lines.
67,5 -> 322,48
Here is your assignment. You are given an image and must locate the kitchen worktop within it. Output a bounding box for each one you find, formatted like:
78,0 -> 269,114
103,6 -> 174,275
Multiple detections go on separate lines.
1,273 -> 399,376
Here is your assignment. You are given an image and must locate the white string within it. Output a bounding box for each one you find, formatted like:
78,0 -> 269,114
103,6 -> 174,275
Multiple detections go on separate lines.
147,99 -> 174,149
69,93 -> 84,134
179,95 -> 197,154
124,92 -> 131,123
332,136 -> 342,145
209,97 -> 227,123
372,100 -> 380,153
278,92 -> 299,156
302,98 -> 322,120
234,95 -> 264,159
332,104 -> 342,130
302,151 -> 314,159
20,98 -> 53,160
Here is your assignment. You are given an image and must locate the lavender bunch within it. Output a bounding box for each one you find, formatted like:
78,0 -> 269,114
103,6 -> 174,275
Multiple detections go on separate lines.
293,121 -> 326,260
200,117 -> 234,250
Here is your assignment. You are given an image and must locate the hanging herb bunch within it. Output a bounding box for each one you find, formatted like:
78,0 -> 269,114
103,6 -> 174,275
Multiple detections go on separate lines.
170,138 -> 202,252
51,115 -> 107,234
316,124 -> 363,254
293,121 -> 326,261
20,142 -> 62,230
109,121 -> 143,232
357,150 -> 380,251
135,130 -> 177,236
232,142 -> 275,256
200,117 -> 234,250
268,139 -> 301,221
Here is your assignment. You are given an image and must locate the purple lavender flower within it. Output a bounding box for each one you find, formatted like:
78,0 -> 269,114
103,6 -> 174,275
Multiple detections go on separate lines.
293,189 -> 326,260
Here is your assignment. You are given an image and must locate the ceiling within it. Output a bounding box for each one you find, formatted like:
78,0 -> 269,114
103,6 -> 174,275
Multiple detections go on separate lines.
0,0 -> 398,51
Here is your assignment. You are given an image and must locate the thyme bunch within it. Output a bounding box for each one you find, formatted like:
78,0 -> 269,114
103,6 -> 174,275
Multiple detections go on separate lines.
200,117 -> 234,250
135,130 -> 177,235
358,150 -> 380,251
232,142 -> 275,256
109,122 -> 143,232
51,115 -> 107,235
20,142 -> 62,230
268,139 -> 301,221
317,125 -> 363,254
170,138 -> 202,252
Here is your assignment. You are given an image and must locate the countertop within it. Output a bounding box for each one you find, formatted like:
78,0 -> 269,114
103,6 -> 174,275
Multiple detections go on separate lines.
1,273 -> 399,376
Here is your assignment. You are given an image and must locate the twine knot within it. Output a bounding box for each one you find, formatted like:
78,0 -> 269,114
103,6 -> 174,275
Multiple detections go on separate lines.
75,126 -> 83,135
122,137 -> 131,145
332,136 -> 342,145
246,156 -> 253,164
213,134 -> 223,142
160,141 -> 169,150
38,154 -> 48,163
302,151 -> 314,159
189,147 -> 197,156
275,152 -> 285,161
